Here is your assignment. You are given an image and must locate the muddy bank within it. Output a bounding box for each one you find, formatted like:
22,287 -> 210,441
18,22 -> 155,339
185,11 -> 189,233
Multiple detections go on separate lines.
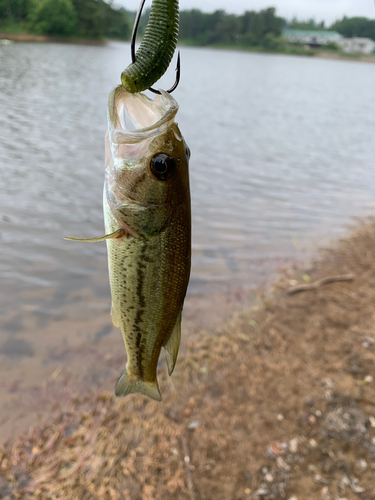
316,50 -> 375,64
201,44 -> 375,64
0,32 -> 106,45
1,218 -> 375,499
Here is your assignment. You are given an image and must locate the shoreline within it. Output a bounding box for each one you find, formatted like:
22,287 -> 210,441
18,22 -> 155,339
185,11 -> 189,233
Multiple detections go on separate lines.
0,32 -> 107,45
2,33 -> 375,64
316,50 -> 375,64
202,43 -> 375,63
1,217 -> 375,497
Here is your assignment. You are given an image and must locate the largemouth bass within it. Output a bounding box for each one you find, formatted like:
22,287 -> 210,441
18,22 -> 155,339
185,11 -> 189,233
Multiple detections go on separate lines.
104,85 -> 190,401
67,86 -> 191,400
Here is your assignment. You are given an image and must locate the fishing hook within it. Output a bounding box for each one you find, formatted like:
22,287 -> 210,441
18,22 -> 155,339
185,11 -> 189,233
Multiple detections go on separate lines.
131,0 -> 180,94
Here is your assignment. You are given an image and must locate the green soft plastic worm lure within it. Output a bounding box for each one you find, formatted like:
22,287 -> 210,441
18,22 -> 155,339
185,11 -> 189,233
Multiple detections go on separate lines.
121,0 -> 179,93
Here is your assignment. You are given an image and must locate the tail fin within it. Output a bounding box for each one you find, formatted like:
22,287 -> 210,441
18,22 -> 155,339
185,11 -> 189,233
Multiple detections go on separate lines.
114,368 -> 162,401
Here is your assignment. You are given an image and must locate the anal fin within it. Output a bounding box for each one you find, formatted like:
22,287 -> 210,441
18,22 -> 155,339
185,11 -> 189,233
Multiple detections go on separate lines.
111,302 -> 120,328
163,311 -> 182,376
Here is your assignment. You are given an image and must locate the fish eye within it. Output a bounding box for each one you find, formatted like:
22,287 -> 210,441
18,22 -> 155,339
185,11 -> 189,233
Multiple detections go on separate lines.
150,153 -> 176,181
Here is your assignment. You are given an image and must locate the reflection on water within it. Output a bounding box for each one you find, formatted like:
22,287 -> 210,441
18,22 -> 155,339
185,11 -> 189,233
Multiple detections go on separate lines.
1,43 -> 375,331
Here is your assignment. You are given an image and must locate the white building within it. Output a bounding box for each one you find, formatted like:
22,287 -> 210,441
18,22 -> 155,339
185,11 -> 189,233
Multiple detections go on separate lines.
337,37 -> 375,55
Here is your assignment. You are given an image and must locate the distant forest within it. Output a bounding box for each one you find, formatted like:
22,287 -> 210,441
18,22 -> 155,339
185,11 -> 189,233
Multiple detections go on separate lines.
1,0 -> 375,47
0,0 -> 132,39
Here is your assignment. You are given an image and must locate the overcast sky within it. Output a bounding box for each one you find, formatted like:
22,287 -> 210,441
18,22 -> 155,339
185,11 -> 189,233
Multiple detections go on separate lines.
116,0 -> 375,24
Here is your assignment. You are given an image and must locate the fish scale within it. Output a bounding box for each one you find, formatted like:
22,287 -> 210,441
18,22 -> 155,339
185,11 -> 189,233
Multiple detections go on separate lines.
105,199 -> 190,398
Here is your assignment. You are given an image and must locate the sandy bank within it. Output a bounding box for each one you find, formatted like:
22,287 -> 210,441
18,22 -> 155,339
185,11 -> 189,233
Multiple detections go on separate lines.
0,32 -> 106,45
1,218 -> 375,498
316,50 -> 375,64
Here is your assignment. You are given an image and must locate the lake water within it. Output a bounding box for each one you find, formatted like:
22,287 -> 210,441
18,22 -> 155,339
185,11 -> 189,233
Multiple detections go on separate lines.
2,43 -> 375,305
1,43 -> 375,437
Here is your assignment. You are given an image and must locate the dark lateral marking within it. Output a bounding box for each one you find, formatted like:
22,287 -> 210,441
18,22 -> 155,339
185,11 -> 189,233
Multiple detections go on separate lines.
134,240 -> 147,379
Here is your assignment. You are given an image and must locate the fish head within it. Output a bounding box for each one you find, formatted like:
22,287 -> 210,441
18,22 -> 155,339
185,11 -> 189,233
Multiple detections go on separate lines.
105,86 -> 190,237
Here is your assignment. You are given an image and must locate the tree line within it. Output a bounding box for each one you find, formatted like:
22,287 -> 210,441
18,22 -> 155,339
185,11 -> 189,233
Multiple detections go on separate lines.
331,16 -> 375,41
179,8 -> 284,48
1,1 -> 375,46
177,10 -> 375,46
288,16 -> 375,41
0,0 -> 132,39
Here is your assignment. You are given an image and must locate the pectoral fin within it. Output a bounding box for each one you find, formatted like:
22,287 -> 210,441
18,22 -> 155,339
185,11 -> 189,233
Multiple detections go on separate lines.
163,311 -> 182,376
64,228 -> 125,242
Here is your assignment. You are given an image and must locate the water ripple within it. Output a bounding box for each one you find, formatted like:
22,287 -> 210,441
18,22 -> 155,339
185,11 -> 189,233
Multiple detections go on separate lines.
1,43 -> 375,311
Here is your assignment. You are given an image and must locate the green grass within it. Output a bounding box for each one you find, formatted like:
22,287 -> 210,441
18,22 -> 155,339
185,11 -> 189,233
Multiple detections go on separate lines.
0,21 -> 32,35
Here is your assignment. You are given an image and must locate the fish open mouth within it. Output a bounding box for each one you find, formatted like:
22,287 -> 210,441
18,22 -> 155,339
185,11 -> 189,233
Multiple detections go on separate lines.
108,85 -> 179,145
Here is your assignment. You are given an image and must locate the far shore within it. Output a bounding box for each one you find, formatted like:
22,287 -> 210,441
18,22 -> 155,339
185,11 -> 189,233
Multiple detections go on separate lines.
202,42 -> 375,63
0,32 -> 106,45
2,32 -> 375,64
316,50 -> 375,64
